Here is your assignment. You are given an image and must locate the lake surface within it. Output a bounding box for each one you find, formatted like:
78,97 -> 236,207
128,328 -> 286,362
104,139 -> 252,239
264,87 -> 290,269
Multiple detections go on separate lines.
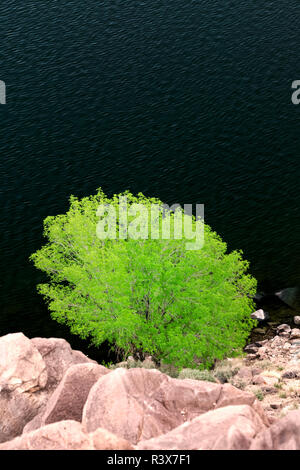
1,1 -> 300,355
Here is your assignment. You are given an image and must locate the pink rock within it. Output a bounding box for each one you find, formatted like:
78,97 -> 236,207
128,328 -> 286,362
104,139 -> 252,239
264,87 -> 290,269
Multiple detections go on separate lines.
0,421 -> 92,450
290,329 -> 300,340
250,410 -> 300,450
0,333 -> 47,394
24,363 -> 110,433
137,405 -> 266,450
82,368 -> 259,444
91,428 -> 134,450
257,347 -> 268,358
0,333 -> 48,443
252,400 -> 271,427
234,367 -> 253,384
216,383 -> 255,409
276,324 -> 291,337
252,375 -> 266,386
22,410 -> 44,435
0,420 -> 134,450
31,337 -> 96,389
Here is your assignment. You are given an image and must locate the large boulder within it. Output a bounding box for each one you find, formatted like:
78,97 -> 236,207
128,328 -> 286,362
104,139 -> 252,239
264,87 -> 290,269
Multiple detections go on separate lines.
0,389 -> 48,444
30,337 -> 96,390
0,333 -> 47,394
91,428 -> 134,450
82,368 -> 257,445
137,405 -> 266,450
24,363 -> 110,432
250,410 -> 300,450
216,383 -> 256,408
0,334 -> 100,443
0,333 -> 48,443
0,421 -> 134,450
0,420 -> 92,450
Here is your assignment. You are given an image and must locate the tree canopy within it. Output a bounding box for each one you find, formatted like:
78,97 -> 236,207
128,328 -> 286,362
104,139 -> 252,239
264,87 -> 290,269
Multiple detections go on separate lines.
31,189 -> 257,368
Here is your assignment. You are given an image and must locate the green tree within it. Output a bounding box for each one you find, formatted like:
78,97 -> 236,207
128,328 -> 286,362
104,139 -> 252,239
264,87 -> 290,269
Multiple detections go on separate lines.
30,189 -> 257,368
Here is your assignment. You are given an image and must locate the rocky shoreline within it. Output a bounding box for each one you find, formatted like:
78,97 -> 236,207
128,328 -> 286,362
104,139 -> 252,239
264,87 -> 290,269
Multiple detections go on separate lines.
1,330 -> 300,450
249,287 -> 300,343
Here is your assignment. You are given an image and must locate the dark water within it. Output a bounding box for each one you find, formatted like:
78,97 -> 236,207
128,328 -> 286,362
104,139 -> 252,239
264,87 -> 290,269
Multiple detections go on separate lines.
1,1 -> 300,355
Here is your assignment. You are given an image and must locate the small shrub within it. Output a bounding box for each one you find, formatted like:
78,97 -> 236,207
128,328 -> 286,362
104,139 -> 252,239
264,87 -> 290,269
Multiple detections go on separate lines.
230,377 -> 246,390
125,359 -> 141,368
213,364 -> 240,383
159,363 -> 179,378
141,360 -> 157,370
111,361 -> 128,369
274,382 -> 283,390
178,368 -> 217,382
258,360 -> 272,370
126,358 -> 138,369
254,389 -> 264,401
